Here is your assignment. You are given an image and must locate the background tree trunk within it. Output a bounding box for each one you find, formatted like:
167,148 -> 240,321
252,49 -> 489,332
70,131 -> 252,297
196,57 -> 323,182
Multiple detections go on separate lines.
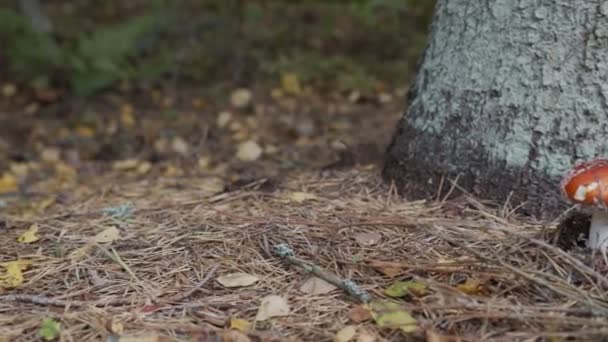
383,0 -> 608,219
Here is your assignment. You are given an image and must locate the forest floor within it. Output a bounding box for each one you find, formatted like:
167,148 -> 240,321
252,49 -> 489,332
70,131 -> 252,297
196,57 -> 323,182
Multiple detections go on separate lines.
1,1 -> 608,341
1,81 -> 608,342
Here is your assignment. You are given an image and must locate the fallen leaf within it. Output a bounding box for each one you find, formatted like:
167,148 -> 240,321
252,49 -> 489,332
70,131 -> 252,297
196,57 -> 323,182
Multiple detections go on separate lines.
236,141 -> 263,161
425,329 -> 460,342
113,159 -> 140,171
39,318 -> 60,341
217,272 -> 260,288
9,162 -> 29,177
281,72 -> 302,95
288,191 -> 317,203
217,111 -> 232,128
456,278 -> 484,295
222,330 -> 251,342
136,161 -> 152,175
369,299 -> 417,333
356,329 -> 376,342
110,320 -> 124,334
40,148 -> 61,163
255,295 -> 290,321
230,318 -> 252,333
299,276 -> 337,295
75,125 -> 95,138
18,224 -> 40,243
92,227 -> 121,243
198,156 -> 211,170
334,325 -> 357,342
354,232 -> 382,246
2,83 -> 17,97
348,305 -> 372,323
231,88 -> 252,108
0,259 -> 32,288
121,104 -> 136,127
384,280 -> 428,298
0,173 -> 18,194
171,137 -> 189,155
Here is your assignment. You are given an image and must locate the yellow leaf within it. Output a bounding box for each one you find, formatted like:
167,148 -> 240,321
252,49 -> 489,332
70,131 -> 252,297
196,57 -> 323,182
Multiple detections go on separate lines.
230,318 -> 252,332
121,104 -> 136,127
281,72 -> 302,95
456,278 -> 484,295
18,224 -> 40,243
0,172 -> 18,194
288,191 -> 317,203
369,300 -> 417,333
334,325 -> 357,342
0,259 -> 32,288
75,125 -> 95,137
384,280 -> 428,298
35,197 -> 56,212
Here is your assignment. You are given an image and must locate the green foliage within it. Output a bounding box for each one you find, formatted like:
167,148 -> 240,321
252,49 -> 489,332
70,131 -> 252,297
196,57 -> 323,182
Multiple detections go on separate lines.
38,318 -> 61,341
0,8 -> 167,96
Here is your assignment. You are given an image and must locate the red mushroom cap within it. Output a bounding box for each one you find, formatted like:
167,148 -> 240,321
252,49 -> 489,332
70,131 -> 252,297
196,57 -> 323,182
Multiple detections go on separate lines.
561,159 -> 608,206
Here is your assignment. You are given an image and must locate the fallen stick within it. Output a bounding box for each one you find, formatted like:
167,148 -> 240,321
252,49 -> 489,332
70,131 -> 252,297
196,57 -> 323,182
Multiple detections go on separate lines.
271,242 -> 372,303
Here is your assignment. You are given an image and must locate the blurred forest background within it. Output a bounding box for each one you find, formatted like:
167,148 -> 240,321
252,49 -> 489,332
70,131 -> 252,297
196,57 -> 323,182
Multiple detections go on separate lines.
0,0 -> 435,191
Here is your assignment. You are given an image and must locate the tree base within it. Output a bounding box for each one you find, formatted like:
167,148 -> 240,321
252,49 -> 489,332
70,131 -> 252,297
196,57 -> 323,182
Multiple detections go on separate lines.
382,119 -> 569,220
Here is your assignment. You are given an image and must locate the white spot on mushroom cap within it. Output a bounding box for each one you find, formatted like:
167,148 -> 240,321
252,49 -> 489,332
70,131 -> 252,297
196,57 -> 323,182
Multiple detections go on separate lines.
574,185 -> 587,201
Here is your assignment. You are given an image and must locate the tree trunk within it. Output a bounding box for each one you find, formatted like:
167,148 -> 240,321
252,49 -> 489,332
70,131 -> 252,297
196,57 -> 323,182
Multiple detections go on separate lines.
383,0 -> 608,219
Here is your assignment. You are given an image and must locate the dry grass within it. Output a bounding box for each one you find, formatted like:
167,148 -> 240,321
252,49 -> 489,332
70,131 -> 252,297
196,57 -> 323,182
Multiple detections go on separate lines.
1,167 -> 608,341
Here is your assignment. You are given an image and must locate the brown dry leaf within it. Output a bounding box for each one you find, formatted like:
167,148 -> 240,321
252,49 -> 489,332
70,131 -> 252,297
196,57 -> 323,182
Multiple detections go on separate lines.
217,272 -> 260,288
355,329 -> 376,342
229,318 -> 251,333
299,276 -> 337,295
0,172 -> 18,194
231,88 -> 252,108
456,278 -> 484,295
334,325 -> 357,342
288,191 -> 317,203
113,159 -> 140,171
0,259 -> 32,288
348,305 -> 372,323
17,224 -> 40,243
236,141 -> 263,161
222,330 -> 251,342
92,227 -> 121,244
255,295 -> 290,321
354,232 -> 382,246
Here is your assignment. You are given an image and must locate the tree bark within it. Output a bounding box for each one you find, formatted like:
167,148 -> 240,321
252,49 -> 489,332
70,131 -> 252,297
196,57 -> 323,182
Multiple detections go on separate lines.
383,0 -> 608,219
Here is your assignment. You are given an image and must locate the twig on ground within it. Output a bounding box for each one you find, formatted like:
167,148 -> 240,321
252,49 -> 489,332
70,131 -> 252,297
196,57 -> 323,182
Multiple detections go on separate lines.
268,239 -> 372,303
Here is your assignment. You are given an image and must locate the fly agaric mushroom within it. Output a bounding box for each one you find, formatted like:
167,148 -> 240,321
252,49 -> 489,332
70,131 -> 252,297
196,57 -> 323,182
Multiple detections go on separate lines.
561,159 -> 608,250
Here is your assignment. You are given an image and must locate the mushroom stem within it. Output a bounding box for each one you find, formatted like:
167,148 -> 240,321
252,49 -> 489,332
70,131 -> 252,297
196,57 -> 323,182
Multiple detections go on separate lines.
588,209 -> 608,250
